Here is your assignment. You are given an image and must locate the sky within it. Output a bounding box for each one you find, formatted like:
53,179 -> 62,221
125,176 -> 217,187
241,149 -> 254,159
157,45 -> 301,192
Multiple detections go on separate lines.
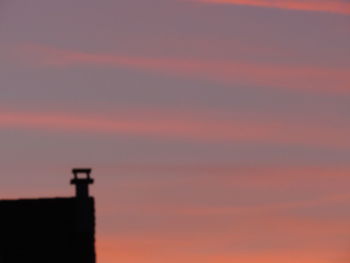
0,0 -> 350,262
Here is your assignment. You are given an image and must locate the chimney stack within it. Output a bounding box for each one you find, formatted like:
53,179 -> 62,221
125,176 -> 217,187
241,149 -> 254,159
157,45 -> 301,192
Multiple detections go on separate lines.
71,168 -> 94,198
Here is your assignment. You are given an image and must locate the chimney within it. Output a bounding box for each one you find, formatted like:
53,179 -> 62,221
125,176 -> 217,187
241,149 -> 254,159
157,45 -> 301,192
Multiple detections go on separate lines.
71,168 -> 94,198
70,168 -> 96,263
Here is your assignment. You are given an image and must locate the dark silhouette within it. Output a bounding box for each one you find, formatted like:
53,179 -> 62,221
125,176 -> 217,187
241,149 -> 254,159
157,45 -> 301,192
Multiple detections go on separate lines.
0,169 -> 96,263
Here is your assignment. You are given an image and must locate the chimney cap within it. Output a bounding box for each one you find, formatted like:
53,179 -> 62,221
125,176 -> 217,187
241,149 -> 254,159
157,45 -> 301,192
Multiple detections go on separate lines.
72,168 -> 92,175
71,168 -> 94,184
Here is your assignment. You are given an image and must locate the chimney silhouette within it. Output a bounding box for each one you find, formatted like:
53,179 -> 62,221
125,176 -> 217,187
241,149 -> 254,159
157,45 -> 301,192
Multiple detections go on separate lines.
71,168 -> 96,263
71,168 -> 94,198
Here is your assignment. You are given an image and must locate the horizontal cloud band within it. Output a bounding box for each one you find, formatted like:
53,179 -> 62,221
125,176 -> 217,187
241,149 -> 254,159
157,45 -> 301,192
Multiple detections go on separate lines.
189,0 -> 350,15
0,110 -> 348,148
11,44 -> 350,93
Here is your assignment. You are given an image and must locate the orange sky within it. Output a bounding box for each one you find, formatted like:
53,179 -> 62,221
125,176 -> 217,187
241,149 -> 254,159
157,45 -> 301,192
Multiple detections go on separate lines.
0,0 -> 350,262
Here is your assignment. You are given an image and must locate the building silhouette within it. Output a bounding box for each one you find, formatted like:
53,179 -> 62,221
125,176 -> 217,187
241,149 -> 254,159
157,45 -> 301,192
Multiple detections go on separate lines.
0,169 -> 96,263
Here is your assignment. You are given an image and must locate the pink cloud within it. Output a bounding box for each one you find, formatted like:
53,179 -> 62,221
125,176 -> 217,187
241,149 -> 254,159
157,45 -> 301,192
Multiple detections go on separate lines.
106,164 -> 350,190
13,44 -> 350,93
189,0 -> 350,15
0,109 -> 349,148
178,192 -> 350,216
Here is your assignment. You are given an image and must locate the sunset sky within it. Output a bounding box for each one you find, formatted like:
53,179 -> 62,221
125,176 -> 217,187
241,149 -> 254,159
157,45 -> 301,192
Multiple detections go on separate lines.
1,0 -> 350,262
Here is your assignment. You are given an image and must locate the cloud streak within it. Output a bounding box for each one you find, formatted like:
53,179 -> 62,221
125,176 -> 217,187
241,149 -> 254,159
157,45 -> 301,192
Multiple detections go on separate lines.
12,44 -> 350,93
0,109 -> 349,148
189,0 -> 350,15
106,164 -> 350,190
